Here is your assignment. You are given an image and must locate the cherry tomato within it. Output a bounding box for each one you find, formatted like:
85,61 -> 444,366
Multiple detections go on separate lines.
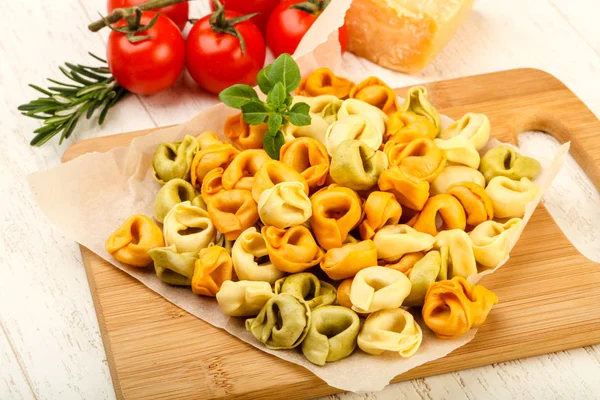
107,0 -> 189,31
107,13 -> 186,95
186,10 -> 266,95
210,0 -> 280,34
266,0 -> 348,57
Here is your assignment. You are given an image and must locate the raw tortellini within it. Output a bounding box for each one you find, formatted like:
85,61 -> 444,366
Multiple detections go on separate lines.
372,225 -> 435,262
207,189 -> 259,240
403,251 -> 445,307
434,136 -> 480,169
216,280 -> 274,317
469,218 -> 522,268
330,140 -> 388,191
320,240 -> 378,280
378,167 -> 430,211
296,68 -> 354,99
282,95 -> 342,144
448,182 -> 494,226
231,227 -> 285,284
153,178 -> 203,223
411,194 -> 467,236
350,266 -> 412,313
422,277 -> 498,339
201,167 -> 224,204
302,305 -> 360,365
310,185 -> 363,250
439,112 -> 490,151
274,273 -> 336,309
279,137 -> 330,190
191,245 -> 233,297
262,225 -> 324,273
163,201 -> 216,253
190,139 -> 239,189
385,111 -> 437,144
431,165 -> 486,196
105,215 -> 164,267
223,113 -> 267,150
434,229 -> 477,278
252,160 -> 309,203
152,135 -> 198,184
358,309 -> 423,357
485,176 -> 539,218
349,76 -> 399,115
246,293 -> 311,349
384,138 -> 447,182
359,191 -> 402,240
480,146 -> 541,183
399,86 -> 442,134
148,245 -> 197,286
221,149 -> 270,191
258,181 -> 312,228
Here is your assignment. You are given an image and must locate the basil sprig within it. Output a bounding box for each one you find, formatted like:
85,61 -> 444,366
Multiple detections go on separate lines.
219,53 -> 311,159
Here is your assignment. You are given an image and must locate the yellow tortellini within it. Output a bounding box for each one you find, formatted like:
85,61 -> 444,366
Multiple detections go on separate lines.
301,305 -> 360,365
282,95 -> 342,144
329,140 -> 388,191
163,201 -> 217,253
372,224 -> 435,262
274,273 -> 336,309
480,146 -> 541,183
153,178 -> 203,223
399,86 -> 442,134
216,280 -> 274,317
439,113 -> 491,151
430,165 -> 486,195
105,215 -> 164,267
350,266 -> 412,313
357,308 -> 423,357
231,227 -> 286,284
469,218 -> 522,268
485,176 -> 539,218
434,229 -> 477,278
403,251 -> 445,307
257,181 -> 312,229
148,245 -> 197,286
433,136 -> 480,169
245,293 -> 311,350
349,76 -> 399,115
152,135 -> 198,184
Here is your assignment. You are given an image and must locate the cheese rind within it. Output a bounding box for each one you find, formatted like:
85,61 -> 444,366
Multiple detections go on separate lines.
345,0 -> 474,73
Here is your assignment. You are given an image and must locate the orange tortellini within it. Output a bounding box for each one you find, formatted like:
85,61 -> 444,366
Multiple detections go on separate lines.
349,76 -> 399,115
310,185 -> 363,250
411,194 -> 467,236
221,149 -> 270,191
378,167 -> 430,211
207,189 -> 259,241
359,191 -> 402,240
106,215 -> 164,267
279,137 -> 330,190
320,240 -> 378,280
190,133 -> 239,189
385,111 -> 437,144
384,138 -> 446,182
191,246 -> 233,297
448,182 -> 494,226
296,67 -> 355,99
262,225 -> 324,273
223,113 -> 268,150
422,277 -> 498,339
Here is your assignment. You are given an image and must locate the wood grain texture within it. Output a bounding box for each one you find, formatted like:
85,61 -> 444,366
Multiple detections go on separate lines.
61,69 -> 600,400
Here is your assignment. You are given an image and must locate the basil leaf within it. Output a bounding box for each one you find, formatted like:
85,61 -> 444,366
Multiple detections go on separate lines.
267,82 -> 286,109
267,113 -> 283,134
269,53 -> 301,93
219,84 -> 258,109
241,102 -> 268,125
288,102 -> 311,126
257,65 -> 273,95
263,130 -> 285,160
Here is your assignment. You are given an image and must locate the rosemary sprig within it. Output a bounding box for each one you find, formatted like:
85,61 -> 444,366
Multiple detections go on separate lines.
18,53 -> 128,146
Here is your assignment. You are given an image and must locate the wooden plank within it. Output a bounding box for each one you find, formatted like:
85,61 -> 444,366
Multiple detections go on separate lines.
62,69 -> 600,399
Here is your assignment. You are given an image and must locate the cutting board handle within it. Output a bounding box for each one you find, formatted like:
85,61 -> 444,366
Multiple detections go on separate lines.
513,110 -> 600,191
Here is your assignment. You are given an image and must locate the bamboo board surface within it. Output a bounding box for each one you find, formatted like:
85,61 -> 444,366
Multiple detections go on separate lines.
63,69 -> 600,400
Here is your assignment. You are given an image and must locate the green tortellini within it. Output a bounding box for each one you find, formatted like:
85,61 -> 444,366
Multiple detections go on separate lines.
301,305 -> 360,365
245,293 -> 311,349
148,245 -> 197,286
400,86 -> 442,134
479,146 -> 541,183
282,95 -> 342,145
274,273 -> 337,309
152,135 -> 199,184
403,251 -> 444,307
330,140 -> 388,191
153,178 -> 204,223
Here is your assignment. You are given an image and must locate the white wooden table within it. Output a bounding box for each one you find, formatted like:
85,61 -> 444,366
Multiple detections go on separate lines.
2,0 -> 600,399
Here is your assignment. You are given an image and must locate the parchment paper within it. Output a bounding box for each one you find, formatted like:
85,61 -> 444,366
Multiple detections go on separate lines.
28,0 -> 569,392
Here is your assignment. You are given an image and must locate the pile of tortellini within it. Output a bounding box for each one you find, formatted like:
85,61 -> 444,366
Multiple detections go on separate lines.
105,68 -> 542,366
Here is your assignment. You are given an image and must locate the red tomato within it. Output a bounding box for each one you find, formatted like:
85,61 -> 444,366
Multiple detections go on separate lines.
107,13 -> 186,95
107,0 -> 189,31
186,10 -> 266,95
210,0 -> 280,34
266,0 -> 347,57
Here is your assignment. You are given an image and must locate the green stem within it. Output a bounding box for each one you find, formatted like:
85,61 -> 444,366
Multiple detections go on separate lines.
88,0 -> 189,32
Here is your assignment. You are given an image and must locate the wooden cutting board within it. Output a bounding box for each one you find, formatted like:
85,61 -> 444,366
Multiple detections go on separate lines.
63,68 -> 600,400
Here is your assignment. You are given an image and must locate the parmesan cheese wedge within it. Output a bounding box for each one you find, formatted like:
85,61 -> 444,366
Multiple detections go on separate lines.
345,0 -> 474,73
